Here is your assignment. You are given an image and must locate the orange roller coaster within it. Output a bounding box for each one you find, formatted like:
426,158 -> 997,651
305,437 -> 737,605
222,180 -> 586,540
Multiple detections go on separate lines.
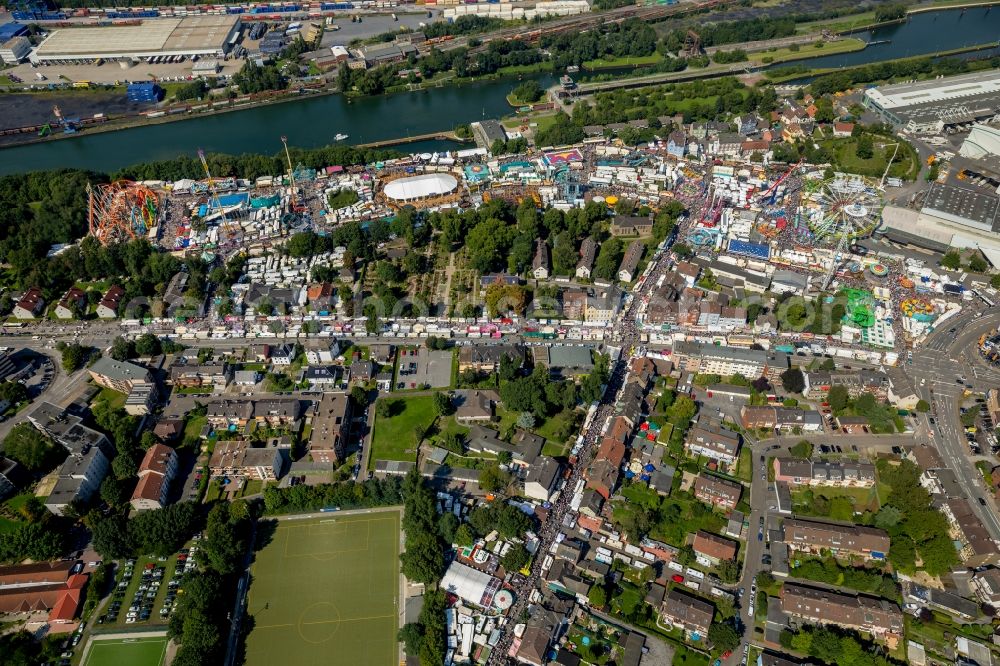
88,180 -> 160,246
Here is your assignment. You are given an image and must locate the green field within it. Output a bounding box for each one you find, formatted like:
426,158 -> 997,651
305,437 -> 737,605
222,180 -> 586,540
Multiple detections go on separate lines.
244,511 -> 401,666
83,636 -> 167,666
369,395 -> 435,468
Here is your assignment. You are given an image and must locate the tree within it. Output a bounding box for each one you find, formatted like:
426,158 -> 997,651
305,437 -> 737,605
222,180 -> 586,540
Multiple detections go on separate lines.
501,543 -> 529,572
433,391 -> 453,416
990,273 -> 1000,290
827,384 -> 850,411
2,423 -> 63,473
376,399 -> 393,418
717,558 -> 740,584
941,250 -> 962,270
91,514 -> 133,559
201,502 -> 250,576
60,342 -> 87,372
479,464 -> 510,493
0,380 -> 27,406
855,134 -> 874,160
350,385 -> 369,409
516,411 -> 536,429
110,336 -> 134,361
874,505 -> 902,529
512,80 -> 543,104
134,333 -> 162,357
665,394 -> 697,427
780,367 -> 805,394
915,399 -> 930,413
99,475 -> 127,508
455,524 -> 476,547
708,622 -> 740,654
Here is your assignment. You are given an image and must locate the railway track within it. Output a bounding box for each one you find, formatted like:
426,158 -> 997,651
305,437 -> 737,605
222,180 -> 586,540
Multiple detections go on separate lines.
426,0 -> 743,54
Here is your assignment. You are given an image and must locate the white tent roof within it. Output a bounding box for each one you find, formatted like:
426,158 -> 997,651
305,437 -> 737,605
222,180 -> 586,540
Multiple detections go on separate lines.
440,561 -> 500,607
383,173 -> 458,201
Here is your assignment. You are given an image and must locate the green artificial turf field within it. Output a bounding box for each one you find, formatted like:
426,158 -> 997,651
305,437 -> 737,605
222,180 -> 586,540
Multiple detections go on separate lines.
82,636 -> 167,666
244,510 -> 401,666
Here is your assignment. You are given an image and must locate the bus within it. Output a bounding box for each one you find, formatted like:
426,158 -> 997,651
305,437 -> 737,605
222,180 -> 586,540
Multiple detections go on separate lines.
72,81 -> 93,88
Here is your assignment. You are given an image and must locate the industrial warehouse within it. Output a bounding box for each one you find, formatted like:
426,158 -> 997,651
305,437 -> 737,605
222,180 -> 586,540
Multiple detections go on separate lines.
863,70 -> 1000,133
30,15 -> 241,64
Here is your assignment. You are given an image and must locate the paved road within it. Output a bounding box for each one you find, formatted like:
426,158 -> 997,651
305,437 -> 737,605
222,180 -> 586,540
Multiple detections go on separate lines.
910,305 -> 1000,539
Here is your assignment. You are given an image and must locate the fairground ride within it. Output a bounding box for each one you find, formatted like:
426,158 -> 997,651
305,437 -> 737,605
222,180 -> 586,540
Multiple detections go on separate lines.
87,180 -> 160,246
805,175 -> 884,290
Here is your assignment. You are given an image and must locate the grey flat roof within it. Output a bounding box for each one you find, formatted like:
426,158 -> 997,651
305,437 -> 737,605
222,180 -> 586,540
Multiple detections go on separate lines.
921,182 -> 1000,232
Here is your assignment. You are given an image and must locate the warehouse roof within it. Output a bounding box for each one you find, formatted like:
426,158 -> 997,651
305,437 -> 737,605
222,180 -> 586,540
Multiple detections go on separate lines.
921,182 -> 1000,232
865,69 -> 1000,111
35,16 -> 238,57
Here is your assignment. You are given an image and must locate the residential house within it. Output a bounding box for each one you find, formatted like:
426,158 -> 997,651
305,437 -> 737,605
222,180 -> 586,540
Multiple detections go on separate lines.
532,239 -> 550,279
306,282 -> 336,313
28,402 -> 111,457
0,561 -> 89,624
0,457 -> 21,500
660,589 -> 714,639
54,287 -> 87,319
781,583 -> 903,644
686,415 -> 741,465
971,567 -> 1000,606
253,398 -> 301,426
375,372 -> 392,393
666,131 -> 687,158
740,406 -> 823,432
169,362 -> 231,390
368,344 -> 396,366
96,285 -> 124,319
299,366 -> 341,389
803,369 -> 889,401
467,426 -> 541,468
585,287 -> 621,325
618,240 -> 644,283
209,440 -> 282,480
783,518 -> 890,561
88,357 -> 151,394
524,457 -> 562,502
671,341 -> 788,380
130,443 -> 178,511
576,237 -> 598,279
693,474 -> 742,510
305,341 -> 342,365
271,344 -> 296,366
234,370 -> 261,386
515,609 -> 563,666
349,359 -> 375,384
833,122 -> 855,138
13,287 -> 44,319
562,289 -> 587,320
309,393 -> 351,465
454,389 -> 498,424
942,498 -> 1000,566
693,530 -> 738,566
45,446 -> 110,516
772,458 -> 876,487
124,384 -> 157,416
715,133 -> 744,157
586,437 -> 626,500
610,215 -> 653,237
458,345 -> 524,373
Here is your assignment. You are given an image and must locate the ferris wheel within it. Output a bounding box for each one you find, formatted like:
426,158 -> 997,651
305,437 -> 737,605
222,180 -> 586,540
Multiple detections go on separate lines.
806,175 -> 883,240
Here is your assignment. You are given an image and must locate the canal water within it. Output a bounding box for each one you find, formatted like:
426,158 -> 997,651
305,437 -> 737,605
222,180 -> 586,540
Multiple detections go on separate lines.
1,5 -> 997,176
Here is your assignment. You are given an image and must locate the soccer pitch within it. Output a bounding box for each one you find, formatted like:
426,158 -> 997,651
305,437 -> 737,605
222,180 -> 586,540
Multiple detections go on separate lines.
82,636 -> 167,666
244,509 -> 401,666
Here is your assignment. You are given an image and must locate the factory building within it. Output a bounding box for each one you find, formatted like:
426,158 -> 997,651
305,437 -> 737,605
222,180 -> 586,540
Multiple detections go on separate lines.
877,182 -> 1000,260
961,123 -> 1000,160
0,35 -> 31,64
30,15 -> 241,65
863,70 -> 1000,133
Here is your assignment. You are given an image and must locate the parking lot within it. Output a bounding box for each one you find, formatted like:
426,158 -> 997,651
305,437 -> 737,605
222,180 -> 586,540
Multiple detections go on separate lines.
395,347 -> 452,390
98,540 -> 200,629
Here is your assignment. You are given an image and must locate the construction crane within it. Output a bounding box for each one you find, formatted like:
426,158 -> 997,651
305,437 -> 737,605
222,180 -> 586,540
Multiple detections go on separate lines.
280,135 -> 306,213
52,104 -> 79,134
197,148 -> 236,239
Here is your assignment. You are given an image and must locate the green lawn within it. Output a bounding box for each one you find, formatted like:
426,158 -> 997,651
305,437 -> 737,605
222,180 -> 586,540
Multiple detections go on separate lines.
791,485 -> 879,519
369,395 -> 436,469
821,135 -> 919,182
245,511 -> 400,666
752,38 -> 866,65
83,636 -> 168,666
184,415 -> 207,442
614,483 -> 726,548
583,53 -> 663,70
92,386 -> 126,411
